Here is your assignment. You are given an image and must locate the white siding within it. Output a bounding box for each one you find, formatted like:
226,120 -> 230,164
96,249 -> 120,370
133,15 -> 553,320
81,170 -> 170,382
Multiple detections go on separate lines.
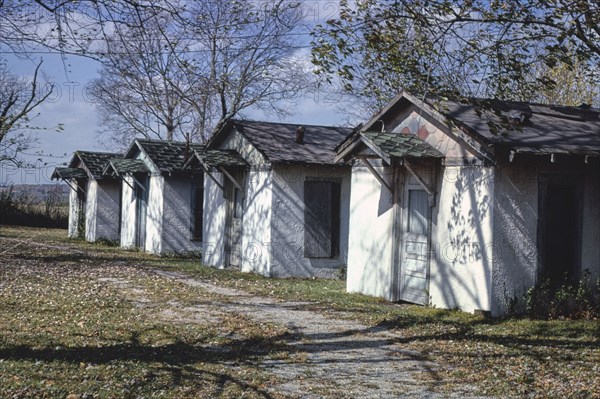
346,164 -> 396,299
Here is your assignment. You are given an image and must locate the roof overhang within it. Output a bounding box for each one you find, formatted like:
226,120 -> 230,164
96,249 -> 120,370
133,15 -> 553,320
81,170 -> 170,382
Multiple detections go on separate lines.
183,148 -> 248,194
183,148 -> 248,170
335,132 -> 444,165
51,167 -> 87,181
102,158 -> 149,178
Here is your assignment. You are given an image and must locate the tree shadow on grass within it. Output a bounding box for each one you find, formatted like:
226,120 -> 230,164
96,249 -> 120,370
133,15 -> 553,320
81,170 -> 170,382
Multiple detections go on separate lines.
373,313 -> 600,363
0,332 -> 291,399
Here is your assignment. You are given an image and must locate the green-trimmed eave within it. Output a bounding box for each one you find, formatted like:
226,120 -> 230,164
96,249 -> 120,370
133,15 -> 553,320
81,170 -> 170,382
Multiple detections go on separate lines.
183,148 -> 248,171
102,158 -> 149,178
51,167 -> 88,181
335,131 -> 445,165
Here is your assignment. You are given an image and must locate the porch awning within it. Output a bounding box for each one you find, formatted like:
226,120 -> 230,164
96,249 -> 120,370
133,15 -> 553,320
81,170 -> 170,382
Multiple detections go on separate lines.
336,131 -> 445,165
51,167 -> 87,181
183,149 -> 247,170
362,132 -> 444,161
103,159 -> 149,177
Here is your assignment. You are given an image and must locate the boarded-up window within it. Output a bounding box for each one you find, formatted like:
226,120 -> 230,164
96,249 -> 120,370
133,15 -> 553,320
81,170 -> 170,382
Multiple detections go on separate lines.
191,179 -> 204,241
304,180 -> 341,258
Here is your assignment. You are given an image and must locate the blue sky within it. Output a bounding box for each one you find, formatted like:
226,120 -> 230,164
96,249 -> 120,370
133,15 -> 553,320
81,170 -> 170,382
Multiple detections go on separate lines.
1,48 -> 351,186
1,1 -> 355,186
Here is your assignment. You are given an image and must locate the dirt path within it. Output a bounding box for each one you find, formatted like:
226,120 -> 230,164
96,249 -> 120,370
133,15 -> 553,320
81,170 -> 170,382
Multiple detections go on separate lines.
0,234 -> 488,398
141,270 -> 488,399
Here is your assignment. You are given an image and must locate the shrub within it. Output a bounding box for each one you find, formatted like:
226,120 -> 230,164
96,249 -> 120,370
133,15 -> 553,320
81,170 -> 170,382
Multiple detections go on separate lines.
525,270 -> 600,320
0,185 -> 68,228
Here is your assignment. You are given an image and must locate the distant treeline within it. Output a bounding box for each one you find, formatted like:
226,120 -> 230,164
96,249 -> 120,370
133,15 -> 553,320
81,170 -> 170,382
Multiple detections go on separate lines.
0,185 -> 68,228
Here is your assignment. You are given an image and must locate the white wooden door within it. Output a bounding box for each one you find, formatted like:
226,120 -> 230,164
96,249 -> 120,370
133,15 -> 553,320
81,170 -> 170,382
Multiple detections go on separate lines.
399,176 -> 431,305
134,176 -> 148,249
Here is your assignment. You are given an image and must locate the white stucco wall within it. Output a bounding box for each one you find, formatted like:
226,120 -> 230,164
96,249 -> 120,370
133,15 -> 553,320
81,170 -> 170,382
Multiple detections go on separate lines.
240,167 -> 272,275
85,180 -> 98,241
346,103 -> 496,312
491,157 -> 600,315
161,176 -> 202,254
67,179 -> 79,238
120,176 -> 136,249
269,164 -> 350,278
145,175 -> 164,254
491,159 -> 539,315
429,165 -> 495,313
346,162 -> 396,299
203,171 -> 227,267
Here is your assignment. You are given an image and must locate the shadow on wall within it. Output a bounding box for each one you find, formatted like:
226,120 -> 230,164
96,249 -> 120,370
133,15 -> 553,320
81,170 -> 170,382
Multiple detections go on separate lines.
161,177 -> 202,254
203,173 -> 227,267
431,166 -> 493,311
267,165 -> 349,279
349,166 -> 396,299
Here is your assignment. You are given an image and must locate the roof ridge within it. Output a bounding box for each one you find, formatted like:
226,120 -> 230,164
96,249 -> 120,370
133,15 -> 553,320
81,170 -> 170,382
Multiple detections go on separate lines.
75,150 -> 123,156
232,118 -> 353,131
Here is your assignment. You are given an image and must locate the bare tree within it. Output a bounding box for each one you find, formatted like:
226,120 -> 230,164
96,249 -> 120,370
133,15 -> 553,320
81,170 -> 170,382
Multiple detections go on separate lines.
0,59 -> 54,165
89,0 -> 309,146
180,0 -> 308,135
89,13 -> 201,147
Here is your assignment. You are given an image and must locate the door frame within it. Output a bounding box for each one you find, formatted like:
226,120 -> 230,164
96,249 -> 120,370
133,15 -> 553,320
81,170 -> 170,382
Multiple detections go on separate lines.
134,174 -> 149,249
224,169 -> 245,267
537,173 -> 583,286
392,160 -> 435,305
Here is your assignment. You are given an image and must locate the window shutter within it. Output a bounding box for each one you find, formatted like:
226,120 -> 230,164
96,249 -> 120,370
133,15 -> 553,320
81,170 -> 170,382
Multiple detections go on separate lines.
304,181 -> 333,258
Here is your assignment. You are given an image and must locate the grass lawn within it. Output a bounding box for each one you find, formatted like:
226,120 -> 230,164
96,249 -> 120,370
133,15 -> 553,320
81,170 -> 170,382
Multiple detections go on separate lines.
1,226 -> 599,398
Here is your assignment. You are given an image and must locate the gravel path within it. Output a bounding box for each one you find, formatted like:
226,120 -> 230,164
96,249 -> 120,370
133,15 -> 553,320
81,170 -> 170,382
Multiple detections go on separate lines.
150,270 -> 489,399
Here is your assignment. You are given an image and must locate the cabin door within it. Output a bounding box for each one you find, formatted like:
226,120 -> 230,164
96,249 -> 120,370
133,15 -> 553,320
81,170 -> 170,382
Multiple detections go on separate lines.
398,174 -> 431,305
225,170 -> 244,268
134,176 -> 149,249
76,179 -> 87,239
538,175 -> 582,288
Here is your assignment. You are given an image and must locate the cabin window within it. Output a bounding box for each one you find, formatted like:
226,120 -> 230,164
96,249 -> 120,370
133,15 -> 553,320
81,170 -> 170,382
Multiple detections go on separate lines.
191,180 -> 204,241
304,180 -> 341,258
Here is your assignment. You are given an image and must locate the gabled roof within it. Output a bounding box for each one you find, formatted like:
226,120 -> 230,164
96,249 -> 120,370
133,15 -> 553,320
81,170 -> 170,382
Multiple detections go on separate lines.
210,120 -> 354,165
125,139 -> 204,173
183,148 -> 248,170
69,151 -> 123,180
54,151 -> 122,181
353,91 -> 600,156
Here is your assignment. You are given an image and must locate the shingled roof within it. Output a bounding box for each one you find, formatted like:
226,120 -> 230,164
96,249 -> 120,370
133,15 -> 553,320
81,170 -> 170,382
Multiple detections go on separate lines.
127,139 -> 205,173
356,92 -> 600,157
362,132 -> 444,160
212,120 -> 354,165
183,148 -> 248,170
63,151 -> 123,180
426,98 -> 600,155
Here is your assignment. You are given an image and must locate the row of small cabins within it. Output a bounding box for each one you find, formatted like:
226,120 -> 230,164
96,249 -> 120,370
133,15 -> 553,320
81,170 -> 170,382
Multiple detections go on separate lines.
53,92 -> 600,316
